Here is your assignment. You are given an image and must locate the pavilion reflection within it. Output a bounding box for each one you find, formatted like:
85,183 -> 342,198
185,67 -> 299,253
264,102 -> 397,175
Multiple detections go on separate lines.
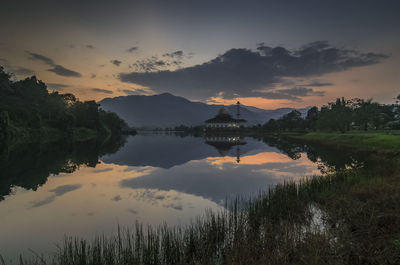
204,136 -> 246,163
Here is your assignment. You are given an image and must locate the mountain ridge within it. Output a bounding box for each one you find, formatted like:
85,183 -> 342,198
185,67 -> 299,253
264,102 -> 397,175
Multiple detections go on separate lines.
99,93 -> 310,128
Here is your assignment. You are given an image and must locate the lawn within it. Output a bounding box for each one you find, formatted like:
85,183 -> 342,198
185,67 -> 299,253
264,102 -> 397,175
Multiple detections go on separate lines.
297,132 -> 400,152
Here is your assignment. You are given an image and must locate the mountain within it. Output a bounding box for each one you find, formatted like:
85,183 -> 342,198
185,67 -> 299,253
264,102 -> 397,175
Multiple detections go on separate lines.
99,93 -> 310,128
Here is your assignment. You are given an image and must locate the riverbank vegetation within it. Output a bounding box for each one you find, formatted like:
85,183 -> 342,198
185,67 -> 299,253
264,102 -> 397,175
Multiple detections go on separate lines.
0,67 -> 132,147
258,96 -> 400,152
15,153 -> 399,265
262,97 -> 400,133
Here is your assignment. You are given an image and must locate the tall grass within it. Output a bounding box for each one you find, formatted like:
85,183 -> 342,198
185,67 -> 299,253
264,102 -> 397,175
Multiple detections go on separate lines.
20,159 -> 400,265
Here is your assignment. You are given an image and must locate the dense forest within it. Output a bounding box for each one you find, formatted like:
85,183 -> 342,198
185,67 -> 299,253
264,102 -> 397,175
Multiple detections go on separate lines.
0,66 -> 131,145
262,97 -> 400,132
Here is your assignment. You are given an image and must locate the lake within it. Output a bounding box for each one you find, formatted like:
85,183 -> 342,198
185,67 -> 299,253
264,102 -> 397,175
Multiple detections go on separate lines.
0,133 -> 364,262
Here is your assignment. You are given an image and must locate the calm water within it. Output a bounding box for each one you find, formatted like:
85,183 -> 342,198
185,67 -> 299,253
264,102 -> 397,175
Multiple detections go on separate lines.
0,133 -> 363,262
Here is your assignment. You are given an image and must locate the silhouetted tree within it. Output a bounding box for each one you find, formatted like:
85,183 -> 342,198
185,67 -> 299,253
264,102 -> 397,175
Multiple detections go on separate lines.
0,66 -> 129,142
305,106 -> 319,130
263,97 -> 399,133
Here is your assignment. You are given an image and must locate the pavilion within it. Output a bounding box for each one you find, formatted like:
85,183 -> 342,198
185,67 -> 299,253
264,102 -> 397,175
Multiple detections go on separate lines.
204,102 -> 246,129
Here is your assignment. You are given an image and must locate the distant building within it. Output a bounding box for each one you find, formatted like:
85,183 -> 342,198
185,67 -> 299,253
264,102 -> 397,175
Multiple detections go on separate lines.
205,102 -> 246,129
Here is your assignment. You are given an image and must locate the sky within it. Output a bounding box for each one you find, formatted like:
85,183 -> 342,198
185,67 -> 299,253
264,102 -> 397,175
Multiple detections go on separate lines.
0,0 -> 399,109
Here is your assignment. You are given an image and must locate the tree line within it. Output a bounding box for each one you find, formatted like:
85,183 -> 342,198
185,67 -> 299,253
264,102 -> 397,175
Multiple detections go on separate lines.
262,97 -> 400,132
0,66 -> 131,143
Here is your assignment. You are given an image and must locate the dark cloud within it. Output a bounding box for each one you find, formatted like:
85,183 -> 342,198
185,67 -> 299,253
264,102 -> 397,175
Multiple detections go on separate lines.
163,50 -> 184,59
260,87 -> 325,101
86,44 -> 95,49
11,66 -> 34,75
31,196 -> 56,208
279,87 -> 325,97
28,52 -> 55,65
27,51 -> 81,77
49,184 -> 82,196
48,65 -> 82,77
129,54 -> 185,72
128,51 -> 188,72
91,73 -> 96,78
46,83 -> 69,91
122,88 -> 149,95
122,89 -> 135,95
91,88 -> 114,94
163,50 -> 186,66
111,59 -> 122,66
93,167 -> 113,173
5,65 -> 34,76
119,41 -> 388,100
1,58 -> 34,76
31,184 -> 82,208
162,203 -> 183,211
130,57 -> 168,72
304,81 -> 334,87
127,46 -> 139,53
128,209 -> 138,214
112,195 -> 122,201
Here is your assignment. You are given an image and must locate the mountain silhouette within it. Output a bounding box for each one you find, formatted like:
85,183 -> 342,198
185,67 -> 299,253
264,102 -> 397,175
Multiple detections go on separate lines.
99,93 -> 309,128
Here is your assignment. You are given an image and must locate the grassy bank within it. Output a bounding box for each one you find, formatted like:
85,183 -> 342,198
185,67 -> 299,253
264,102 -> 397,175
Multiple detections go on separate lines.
15,155 -> 400,265
295,132 -> 400,152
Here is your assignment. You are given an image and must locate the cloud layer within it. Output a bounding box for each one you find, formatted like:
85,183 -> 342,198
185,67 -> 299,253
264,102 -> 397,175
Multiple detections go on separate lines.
127,46 -> 138,53
110,59 -> 122,66
119,41 -> 388,100
91,88 -> 113,94
28,52 -> 82,77
0,58 -> 34,76
128,50 -> 188,73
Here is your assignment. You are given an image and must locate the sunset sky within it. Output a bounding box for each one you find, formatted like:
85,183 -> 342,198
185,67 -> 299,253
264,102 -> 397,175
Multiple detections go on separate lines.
1,0 -> 399,109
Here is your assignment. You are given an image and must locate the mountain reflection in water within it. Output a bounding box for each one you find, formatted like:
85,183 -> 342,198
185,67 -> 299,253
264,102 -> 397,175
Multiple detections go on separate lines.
0,133 -> 370,202
0,133 -> 373,262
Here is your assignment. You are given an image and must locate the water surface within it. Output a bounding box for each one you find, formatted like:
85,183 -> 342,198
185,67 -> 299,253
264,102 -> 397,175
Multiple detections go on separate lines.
0,133 -> 361,262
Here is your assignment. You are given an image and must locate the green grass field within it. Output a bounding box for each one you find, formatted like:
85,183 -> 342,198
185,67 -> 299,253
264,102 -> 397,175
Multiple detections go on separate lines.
297,132 -> 400,152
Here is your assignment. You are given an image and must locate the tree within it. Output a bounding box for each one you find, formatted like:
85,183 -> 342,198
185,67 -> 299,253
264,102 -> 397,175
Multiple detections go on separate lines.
61,93 -> 77,106
263,119 -> 280,131
317,98 -> 352,132
0,65 -> 128,140
280,110 -> 304,131
305,106 -> 319,130
99,110 -> 128,135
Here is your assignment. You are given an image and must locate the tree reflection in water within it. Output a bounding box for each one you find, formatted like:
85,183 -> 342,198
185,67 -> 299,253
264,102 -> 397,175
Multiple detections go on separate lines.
0,133 -> 373,202
0,136 -> 127,201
